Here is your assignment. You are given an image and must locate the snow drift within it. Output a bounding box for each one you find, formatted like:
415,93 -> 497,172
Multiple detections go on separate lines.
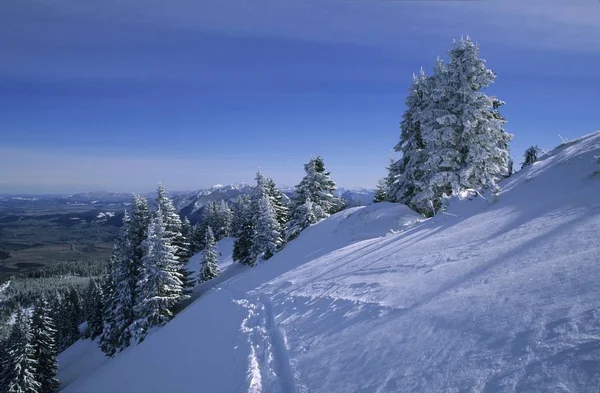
62,132 -> 600,392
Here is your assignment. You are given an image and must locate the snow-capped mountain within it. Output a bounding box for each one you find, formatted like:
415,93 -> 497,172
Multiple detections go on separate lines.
335,187 -> 375,207
59,132 -> 600,392
172,183 -> 253,222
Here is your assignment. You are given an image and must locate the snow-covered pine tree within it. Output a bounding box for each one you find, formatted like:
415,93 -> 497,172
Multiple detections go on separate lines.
387,69 -> 430,207
98,197 -> 149,353
199,227 -> 220,283
251,171 -> 284,261
108,211 -> 136,352
187,221 -> 205,254
31,299 -> 59,393
99,255 -> 117,355
155,184 -> 193,298
131,209 -> 184,343
200,200 -> 233,242
521,145 -> 542,169
214,201 -> 233,240
57,287 -> 82,349
265,178 -> 289,229
373,178 -> 388,203
285,196 -> 318,240
83,280 -> 104,340
180,217 -> 194,260
232,195 -> 255,266
313,156 -> 345,214
447,39 -> 511,195
412,37 -> 511,215
286,156 -> 340,240
0,310 -> 41,393
506,157 -> 514,177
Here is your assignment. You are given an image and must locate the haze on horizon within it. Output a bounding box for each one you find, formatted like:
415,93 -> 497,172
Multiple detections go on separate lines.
1,0 -> 599,194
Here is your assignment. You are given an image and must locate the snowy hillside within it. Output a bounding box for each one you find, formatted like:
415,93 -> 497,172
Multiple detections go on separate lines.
62,132 -> 600,392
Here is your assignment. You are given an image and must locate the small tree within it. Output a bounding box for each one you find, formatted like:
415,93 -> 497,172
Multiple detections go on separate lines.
232,196 -> 255,267
521,145 -> 542,169
286,197 -> 319,240
32,299 -> 60,393
131,210 -> 184,343
0,310 -> 41,393
251,172 -> 284,261
83,280 -> 104,340
199,227 -> 220,283
373,178 -> 387,203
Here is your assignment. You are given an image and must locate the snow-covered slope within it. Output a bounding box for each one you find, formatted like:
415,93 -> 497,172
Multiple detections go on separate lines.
62,132 -> 600,393
57,237 -> 238,391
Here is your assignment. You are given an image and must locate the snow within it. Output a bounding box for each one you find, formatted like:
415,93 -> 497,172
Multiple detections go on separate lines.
96,212 -> 115,219
62,132 -> 600,393
58,340 -> 107,390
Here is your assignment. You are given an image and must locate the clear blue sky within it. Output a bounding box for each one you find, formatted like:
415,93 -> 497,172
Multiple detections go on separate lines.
1,1 -> 599,193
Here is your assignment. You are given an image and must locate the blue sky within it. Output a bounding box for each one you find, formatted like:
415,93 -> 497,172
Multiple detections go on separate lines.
1,0 -> 599,193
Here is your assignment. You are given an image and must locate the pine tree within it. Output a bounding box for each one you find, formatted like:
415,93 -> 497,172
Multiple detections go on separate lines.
131,210 -> 184,343
107,211 -> 135,352
99,196 -> 148,354
410,37 -> 512,215
251,172 -> 284,262
99,253 -> 120,356
215,201 -> 233,240
189,222 -> 206,254
83,280 -> 104,340
155,184 -> 193,298
232,195 -> 255,266
58,288 -> 82,349
506,157 -> 514,177
286,196 -> 318,240
31,299 -> 59,393
265,178 -> 289,229
286,156 -> 340,240
387,69 -> 430,206
0,310 -> 41,393
0,336 -> 7,390
373,178 -> 388,203
201,201 -> 233,242
180,217 -> 194,260
199,227 -> 220,283
521,145 -> 541,169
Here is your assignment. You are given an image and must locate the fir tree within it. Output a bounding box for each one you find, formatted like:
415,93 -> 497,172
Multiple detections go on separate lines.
106,211 -> 135,352
232,195 -> 255,266
0,310 -> 41,393
286,196 -> 318,240
286,156 -> 340,240
251,172 -> 284,261
201,201 -> 233,241
199,227 -> 220,283
180,217 -> 194,260
373,178 -> 388,203
155,184 -> 193,298
31,299 -> 59,393
410,37 -> 512,215
521,145 -> 541,169
56,288 -> 82,350
131,210 -> 184,343
265,178 -> 289,229
99,254 -> 120,356
387,69 -> 430,206
506,157 -> 514,177
83,280 -> 104,340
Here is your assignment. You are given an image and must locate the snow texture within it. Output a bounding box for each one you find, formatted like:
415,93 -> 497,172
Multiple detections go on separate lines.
62,132 -> 600,392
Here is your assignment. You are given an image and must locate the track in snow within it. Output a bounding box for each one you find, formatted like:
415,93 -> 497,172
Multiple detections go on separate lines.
235,294 -> 299,393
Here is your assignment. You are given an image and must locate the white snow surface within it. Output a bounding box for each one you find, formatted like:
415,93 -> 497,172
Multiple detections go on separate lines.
63,132 -> 600,392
